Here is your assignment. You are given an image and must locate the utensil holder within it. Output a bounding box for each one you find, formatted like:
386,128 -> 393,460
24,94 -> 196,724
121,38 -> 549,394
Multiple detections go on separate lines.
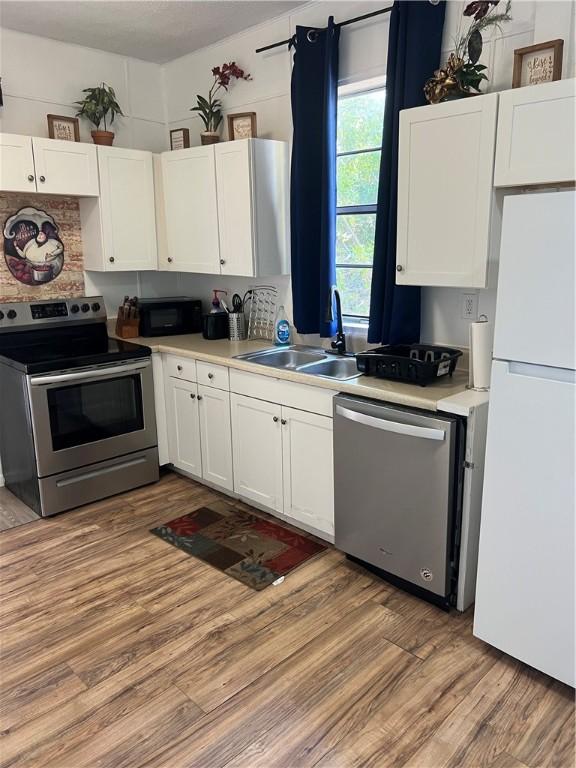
228,312 -> 246,341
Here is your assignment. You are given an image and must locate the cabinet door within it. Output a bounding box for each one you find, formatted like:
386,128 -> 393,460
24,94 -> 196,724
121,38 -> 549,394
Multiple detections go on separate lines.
230,393 -> 282,513
0,134 -> 36,192
161,146 -> 220,273
165,376 -> 202,478
396,93 -> 498,288
198,385 -> 233,491
32,138 -> 98,196
282,407 -> 334,538
495,79 -> 576,187
215,141 -> 254,276
97,146 -> 157,271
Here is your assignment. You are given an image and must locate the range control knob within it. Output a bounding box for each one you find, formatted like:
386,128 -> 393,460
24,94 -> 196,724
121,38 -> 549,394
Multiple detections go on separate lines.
0,311 -> 4,320
91,302 -> 101,313
7,309 -> 17,320
81,303 -> 90,313
70,304 -> 80,314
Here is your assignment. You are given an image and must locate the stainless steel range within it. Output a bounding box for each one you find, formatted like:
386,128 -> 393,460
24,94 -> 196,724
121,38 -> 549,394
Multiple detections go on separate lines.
0,296 -> 159,517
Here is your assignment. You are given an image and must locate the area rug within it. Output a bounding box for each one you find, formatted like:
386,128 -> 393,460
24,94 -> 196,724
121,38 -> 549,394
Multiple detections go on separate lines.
151,502 -> 327,590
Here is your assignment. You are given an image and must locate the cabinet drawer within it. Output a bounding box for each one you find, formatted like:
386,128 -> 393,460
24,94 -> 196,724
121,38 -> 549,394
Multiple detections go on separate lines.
164,354 -> 197,382
229,369 -> 334,417
197,361 -> 230,391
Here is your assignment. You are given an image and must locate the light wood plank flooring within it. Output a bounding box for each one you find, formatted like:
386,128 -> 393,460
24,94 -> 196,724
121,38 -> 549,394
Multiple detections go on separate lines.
0,472 -> 573,768
0,489 -> 38,533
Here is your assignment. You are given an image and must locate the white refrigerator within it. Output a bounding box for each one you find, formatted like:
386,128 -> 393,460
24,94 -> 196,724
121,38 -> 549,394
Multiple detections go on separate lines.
474,189 -> 575,687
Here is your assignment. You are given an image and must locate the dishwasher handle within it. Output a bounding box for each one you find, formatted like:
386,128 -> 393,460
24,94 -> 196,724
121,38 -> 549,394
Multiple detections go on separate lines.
336,405 -> 446,441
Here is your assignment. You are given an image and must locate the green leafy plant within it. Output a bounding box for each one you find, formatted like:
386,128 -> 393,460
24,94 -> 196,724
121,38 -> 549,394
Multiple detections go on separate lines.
75,83 -> 124,131
191,62 -> 251,133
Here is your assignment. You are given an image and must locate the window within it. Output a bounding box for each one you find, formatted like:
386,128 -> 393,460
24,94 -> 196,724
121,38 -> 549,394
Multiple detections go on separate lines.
336,78 -> 385,320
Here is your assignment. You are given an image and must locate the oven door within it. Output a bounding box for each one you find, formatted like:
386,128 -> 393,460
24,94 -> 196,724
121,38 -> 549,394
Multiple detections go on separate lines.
27,358 -> 157,477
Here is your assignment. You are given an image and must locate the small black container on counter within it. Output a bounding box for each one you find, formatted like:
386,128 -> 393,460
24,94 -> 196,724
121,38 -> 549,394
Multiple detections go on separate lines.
202,312 -> 229,340
355,344 -> 462,386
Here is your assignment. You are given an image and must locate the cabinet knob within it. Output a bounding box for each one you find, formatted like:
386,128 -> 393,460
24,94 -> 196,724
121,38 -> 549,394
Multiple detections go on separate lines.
27,174 -> 35,182
281,419 -> 287,425
109,257 -> 115,263
396,265 -> 403,272
197,395 -> 203,401
207,372 -> 214,379
39,175 -> 46,183
220,259 -> 225,265
190,393 -> 196,399
273,416 -> 279,423
177,365 -> 183,371
167,257 -> 173,263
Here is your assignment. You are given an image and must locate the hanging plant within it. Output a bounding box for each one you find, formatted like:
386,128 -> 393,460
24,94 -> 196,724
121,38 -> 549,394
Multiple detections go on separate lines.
75,82 -> 124,145
191,62 -> 252,145
424,0 -> 512,104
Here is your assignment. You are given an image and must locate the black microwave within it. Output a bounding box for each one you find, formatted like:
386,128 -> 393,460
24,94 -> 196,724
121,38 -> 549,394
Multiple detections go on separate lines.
138,298 -> 202,337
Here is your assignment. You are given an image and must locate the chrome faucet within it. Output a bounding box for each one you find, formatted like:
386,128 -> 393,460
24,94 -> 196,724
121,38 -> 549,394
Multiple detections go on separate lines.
326,285 -> 347,355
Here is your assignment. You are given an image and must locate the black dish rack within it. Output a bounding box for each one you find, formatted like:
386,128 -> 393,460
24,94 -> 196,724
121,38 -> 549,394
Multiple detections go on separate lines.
355,344 -> 462,386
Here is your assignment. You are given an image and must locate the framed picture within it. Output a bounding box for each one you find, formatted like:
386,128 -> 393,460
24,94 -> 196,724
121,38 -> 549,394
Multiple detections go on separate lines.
512,39 -> 563,88
170,128 -> 190,150
47,114 -> 80,142
227,112 -> 257,141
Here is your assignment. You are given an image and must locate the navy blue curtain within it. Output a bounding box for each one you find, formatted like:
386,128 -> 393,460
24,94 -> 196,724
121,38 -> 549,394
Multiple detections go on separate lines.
368,0 -> 446,344
290,18 -> 340,337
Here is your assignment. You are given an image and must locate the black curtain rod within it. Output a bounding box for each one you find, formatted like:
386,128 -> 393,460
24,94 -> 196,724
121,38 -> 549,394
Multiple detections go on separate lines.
255,6 -> 393,54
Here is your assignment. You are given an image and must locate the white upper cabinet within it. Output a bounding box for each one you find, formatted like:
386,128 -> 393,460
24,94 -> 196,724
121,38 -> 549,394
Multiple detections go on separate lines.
31,138 -> 99,196
0,134 -> 98,196
396,93 -> 498,288
161,139 -> 289,277
0,134 -> 36,192
494,78 -> 576,187
161,145 -> 221,273
80,146 -> 157,271
215,139 -> 289,277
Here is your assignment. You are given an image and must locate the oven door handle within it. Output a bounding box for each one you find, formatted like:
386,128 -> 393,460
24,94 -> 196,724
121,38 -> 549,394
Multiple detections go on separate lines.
29,359 -> 150,386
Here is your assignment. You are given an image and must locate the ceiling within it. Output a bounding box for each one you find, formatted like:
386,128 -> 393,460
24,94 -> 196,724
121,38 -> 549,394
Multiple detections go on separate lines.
0,1 -> 305,64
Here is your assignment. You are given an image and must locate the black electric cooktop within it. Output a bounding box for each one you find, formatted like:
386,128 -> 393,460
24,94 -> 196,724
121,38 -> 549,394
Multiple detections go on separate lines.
0,324 -> 151,375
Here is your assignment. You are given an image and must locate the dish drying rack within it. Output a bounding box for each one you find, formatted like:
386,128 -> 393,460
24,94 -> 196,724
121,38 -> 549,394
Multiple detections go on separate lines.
244,285 -> 278,342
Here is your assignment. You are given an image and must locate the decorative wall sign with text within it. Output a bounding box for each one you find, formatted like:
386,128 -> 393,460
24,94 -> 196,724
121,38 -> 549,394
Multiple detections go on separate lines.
3,207 -> 65,286
513,39 -> 564,88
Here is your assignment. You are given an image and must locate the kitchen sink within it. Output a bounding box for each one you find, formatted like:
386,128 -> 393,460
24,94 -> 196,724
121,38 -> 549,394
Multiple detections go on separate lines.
299,357 -> 360,380
234,345 -> 361,381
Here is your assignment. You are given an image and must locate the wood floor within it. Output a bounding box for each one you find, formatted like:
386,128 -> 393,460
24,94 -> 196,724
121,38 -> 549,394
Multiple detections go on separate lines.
0,472 -> 573,768
0,489 -> 38,532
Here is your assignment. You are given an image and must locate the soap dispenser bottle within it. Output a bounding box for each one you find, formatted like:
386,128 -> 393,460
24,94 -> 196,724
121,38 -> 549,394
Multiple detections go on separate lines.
274,305 -> 291,346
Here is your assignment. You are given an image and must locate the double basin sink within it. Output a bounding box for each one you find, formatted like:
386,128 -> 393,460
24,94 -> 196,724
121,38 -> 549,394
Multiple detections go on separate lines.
234,345 -> 361,381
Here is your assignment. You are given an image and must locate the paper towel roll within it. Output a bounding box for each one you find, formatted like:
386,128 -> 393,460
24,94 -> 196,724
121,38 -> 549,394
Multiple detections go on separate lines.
469,317 -> 492,390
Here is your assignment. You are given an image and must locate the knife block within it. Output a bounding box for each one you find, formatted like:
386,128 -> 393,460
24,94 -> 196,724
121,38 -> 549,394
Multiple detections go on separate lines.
115,308 -> 140,339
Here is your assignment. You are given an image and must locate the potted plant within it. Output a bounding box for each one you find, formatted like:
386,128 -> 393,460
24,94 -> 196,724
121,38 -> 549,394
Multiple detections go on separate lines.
75,82 -> 124,145
424,0 -> 512,104
191,62 -> 252,145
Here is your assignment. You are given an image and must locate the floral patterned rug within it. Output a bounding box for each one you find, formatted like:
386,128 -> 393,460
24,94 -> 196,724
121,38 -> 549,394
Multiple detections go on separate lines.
151,502 -> 327,590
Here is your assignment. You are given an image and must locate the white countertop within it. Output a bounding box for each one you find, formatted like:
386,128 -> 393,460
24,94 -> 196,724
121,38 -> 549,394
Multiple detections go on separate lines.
111,325 -> 488,416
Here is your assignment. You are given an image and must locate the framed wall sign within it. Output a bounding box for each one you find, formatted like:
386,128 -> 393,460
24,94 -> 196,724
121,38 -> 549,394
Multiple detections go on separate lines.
228,112 -> 257,141
170,128 -> 190,150
513,39 -> 564,88
47,114 -> 80,142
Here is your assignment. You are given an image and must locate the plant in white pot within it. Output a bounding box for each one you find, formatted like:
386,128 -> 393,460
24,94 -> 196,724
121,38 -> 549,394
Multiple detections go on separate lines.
191,62 -> 252,145
75,82 -> 124,145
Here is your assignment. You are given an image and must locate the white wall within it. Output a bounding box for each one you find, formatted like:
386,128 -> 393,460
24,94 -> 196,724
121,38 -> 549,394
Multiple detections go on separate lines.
2,1 -> 575,345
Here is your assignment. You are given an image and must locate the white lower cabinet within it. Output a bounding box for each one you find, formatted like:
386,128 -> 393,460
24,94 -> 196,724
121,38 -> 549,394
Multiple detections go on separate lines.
198,384 -> 233,492
230,393 -> 283,513
165,376 -> 202,478
281,407 -> 334,536
230,392 -> 335,538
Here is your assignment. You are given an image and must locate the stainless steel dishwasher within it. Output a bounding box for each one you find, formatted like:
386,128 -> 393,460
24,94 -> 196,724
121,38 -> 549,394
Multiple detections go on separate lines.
334,394 -> 464,609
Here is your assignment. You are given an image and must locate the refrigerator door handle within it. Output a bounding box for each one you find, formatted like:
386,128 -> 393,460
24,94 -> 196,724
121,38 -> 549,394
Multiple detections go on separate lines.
506,361 -> 576,384
335,406 -> 446,441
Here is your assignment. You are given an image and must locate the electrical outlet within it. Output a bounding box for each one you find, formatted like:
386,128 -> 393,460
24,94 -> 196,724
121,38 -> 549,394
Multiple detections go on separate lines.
461,293 -> 478,320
